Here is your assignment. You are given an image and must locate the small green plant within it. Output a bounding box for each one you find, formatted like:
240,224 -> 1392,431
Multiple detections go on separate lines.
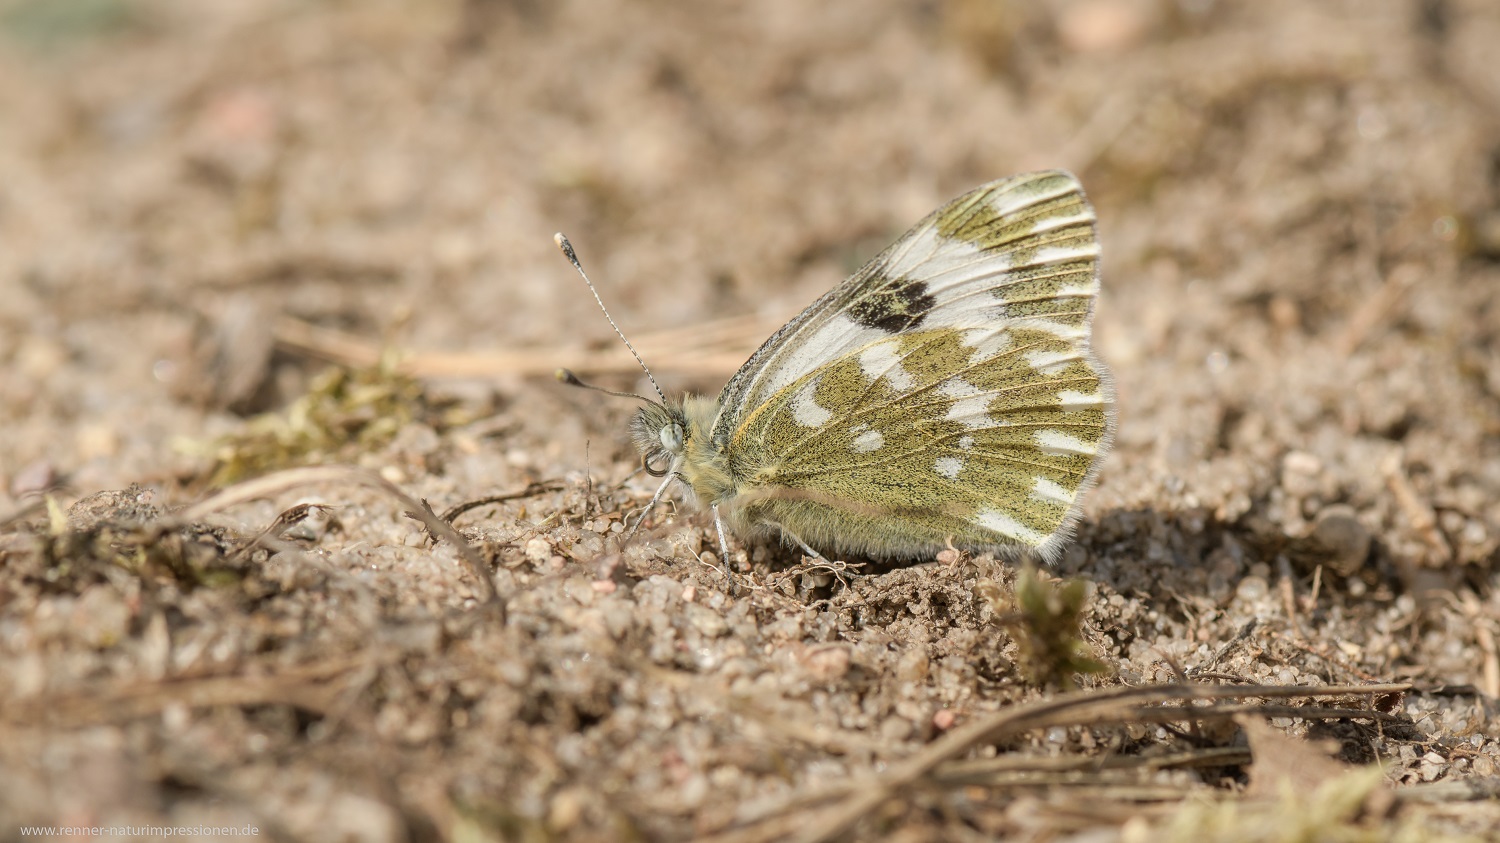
199,358 -> 427,486
977,565 -> 1111,689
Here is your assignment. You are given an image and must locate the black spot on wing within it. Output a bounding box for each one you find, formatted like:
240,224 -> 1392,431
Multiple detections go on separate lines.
846,279 -> 937,333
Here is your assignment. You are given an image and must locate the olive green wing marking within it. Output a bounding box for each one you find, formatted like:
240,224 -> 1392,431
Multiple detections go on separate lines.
724,324 -> 1113,561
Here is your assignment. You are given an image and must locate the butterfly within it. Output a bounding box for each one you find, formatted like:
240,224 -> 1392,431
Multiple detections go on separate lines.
560,170 -> 1114,564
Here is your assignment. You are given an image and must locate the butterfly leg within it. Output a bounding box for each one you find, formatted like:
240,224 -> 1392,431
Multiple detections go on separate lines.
779,528 -> 827,561
711,503 -> 731,562
627,471 -> 680,541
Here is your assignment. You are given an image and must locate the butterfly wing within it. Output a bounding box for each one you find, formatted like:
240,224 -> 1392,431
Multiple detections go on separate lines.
712,170 -> 1113,560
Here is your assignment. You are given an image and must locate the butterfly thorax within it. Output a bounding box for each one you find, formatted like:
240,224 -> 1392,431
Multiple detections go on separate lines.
631,397 -> 735,503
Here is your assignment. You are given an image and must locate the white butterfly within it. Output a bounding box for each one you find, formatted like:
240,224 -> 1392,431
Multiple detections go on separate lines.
563,170 -> 1114,563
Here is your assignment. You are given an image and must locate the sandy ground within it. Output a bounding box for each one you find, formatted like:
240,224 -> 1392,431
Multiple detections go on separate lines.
2,0 -> 1499,840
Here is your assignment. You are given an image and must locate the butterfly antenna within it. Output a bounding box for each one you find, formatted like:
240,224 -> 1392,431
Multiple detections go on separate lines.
554,233 -> 668,405
554,367 -> 654,403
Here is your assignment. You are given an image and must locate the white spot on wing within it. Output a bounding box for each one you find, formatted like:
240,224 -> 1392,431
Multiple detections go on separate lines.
1031,208 -> 1093,234
792,382 -> 832,428
1036,429 -> 1098,456
960,327 -> 1012,364
1024,320 -> 1089,340
880,224 -> 1025,313
1032,477 -> 1074,505
957,435 -> 975,451
921,303 -> 1007,332
934,456 -> 963,479
939,377 -> 994,430
1057,389 -> 1103,410
975,508 -> 1046,546
1024,348 -> 1079,375
759,313 -> 887,400
989,186 -> 1058,219
1031,242 -> 1100,265
883,225 -> 991,285
852,429 -> 885,453
857,341 -> 916,392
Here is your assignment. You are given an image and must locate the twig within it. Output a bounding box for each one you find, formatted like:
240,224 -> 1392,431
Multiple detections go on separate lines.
1460,591 -> 1500,699
230,501 -> 336,562
935,745 -> 1252,784
1335,263 -> 1421,357
436,480 -> 566,524
1382,449 -> 1454,564
4,656 -> 363,726
182,465 -> 499,607
273,313 -> 771,378
779,682 -> 1410,843
0,498 -> 48,532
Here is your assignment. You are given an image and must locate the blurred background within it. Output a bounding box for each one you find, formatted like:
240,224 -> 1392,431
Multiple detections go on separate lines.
2,1 -> 1499,837
3,0 -> 1499,515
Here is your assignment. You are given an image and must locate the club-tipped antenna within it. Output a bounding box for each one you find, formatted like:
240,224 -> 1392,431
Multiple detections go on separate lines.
554,367 -> 655,403
554,232 -> 667,405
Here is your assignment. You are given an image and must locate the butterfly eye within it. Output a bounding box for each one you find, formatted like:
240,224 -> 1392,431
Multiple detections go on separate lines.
659,422 -> 684,453
642,451 -> 671,477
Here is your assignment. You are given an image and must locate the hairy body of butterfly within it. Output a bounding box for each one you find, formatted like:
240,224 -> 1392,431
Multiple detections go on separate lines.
630,170 -> 1115,563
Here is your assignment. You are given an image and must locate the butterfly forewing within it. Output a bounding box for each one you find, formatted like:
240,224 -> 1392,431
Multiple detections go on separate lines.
711,170 -> 1100,444
713,170 -> 1113,560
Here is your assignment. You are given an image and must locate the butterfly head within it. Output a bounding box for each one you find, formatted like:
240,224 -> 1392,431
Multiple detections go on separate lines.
630,396 -> 729,499
631,400 -> 687,477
